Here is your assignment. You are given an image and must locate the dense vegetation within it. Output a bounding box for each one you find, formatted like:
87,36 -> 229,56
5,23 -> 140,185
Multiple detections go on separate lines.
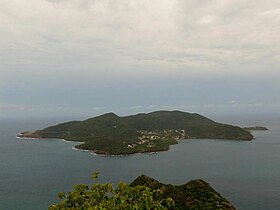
49,173 -> 235,210
49,172 -> 174,210
131,175 -> 236,210
19,111 -> 253,155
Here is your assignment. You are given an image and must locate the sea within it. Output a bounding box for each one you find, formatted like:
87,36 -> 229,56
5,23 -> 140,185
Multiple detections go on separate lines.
0,116 -> 279,210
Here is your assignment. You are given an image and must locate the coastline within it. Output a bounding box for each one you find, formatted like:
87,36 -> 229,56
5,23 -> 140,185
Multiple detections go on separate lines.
17,135 -> 85,145
72,146 -> 165,157
16,133 -> 253,157
17,134 -> 163,157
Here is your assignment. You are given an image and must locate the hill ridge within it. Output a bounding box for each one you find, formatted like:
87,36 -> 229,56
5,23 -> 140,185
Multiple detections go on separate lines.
130,175 -> 236,209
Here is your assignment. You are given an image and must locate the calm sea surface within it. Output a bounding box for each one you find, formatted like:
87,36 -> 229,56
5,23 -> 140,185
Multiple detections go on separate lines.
0,119 -> 279,210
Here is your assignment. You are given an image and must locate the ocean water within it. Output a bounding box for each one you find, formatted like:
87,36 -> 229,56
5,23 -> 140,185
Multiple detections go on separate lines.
0,118 -> 279,210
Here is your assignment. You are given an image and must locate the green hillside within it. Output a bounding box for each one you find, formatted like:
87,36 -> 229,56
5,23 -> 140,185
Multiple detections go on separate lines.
19,111 -> 253,155
49,173 -> 235,210
130,175 -> 236,210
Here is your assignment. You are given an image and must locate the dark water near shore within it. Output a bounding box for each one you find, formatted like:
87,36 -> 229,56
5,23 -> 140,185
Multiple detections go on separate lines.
0,119 -> 280,209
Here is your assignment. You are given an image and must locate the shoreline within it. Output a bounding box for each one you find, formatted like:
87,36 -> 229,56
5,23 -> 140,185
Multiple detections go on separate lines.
16,134 -> 254,157
17,134 -> 163,157
72,146 -> 164,157
17,135 -> 85,145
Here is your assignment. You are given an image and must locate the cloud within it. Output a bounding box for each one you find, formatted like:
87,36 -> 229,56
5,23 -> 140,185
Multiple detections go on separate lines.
0,1 -> 280,118
261,8 -> 280,16
0,0 -> 279,79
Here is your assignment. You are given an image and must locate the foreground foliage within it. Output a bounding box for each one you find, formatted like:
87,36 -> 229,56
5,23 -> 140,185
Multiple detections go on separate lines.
49,173 -> 235,210
49,173 -> 174,210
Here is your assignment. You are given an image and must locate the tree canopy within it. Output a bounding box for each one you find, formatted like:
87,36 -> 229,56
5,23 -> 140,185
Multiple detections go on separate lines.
49,172 -> 174,210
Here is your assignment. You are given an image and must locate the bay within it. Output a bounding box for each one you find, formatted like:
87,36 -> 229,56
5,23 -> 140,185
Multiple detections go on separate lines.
0,119 -> 279,209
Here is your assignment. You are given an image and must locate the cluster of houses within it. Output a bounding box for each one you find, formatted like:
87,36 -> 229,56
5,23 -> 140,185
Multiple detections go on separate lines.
126,129 -> 186,149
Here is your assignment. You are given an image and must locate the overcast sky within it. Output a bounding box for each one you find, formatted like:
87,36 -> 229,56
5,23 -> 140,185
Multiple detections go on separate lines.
0,0 -> 280,119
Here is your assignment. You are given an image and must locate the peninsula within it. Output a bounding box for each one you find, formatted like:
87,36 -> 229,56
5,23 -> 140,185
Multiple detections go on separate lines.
19,111 -> 253,155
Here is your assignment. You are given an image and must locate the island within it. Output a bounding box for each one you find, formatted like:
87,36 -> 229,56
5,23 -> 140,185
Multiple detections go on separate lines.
243,126 -> 269,131
18,110 -> 253,155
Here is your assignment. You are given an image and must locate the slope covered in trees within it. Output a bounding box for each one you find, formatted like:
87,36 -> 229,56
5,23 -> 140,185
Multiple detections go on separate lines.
49,173 -> 235,210
131,175 -> 236,210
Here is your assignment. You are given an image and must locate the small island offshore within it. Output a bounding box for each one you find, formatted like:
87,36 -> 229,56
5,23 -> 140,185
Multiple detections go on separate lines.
243,126 -> 269,131
19,111 -> 253,155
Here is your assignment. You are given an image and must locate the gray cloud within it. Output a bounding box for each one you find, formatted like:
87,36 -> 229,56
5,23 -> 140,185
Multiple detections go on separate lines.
0,0 -> 279,118
1,0 -> 279,74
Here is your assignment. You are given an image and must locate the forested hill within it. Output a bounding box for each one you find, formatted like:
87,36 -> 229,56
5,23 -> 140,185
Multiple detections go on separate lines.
130,175 -> 236,210
49,174 -> 235,209
19,111 -> 253,155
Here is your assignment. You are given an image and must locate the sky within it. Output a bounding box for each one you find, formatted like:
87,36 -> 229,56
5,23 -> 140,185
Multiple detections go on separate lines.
0,0 -> 280,119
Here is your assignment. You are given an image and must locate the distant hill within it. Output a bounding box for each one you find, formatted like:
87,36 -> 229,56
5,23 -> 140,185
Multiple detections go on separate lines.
130,175 -> 236,210
19,111 -> 253,155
